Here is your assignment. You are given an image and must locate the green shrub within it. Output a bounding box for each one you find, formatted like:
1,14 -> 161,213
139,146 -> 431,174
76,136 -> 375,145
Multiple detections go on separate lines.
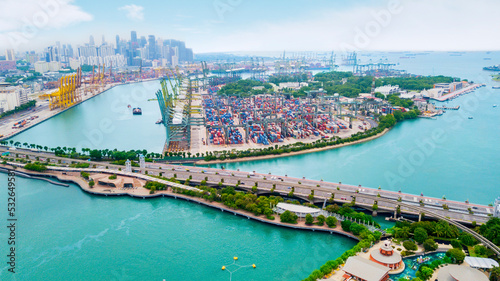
403,240 -> 418,251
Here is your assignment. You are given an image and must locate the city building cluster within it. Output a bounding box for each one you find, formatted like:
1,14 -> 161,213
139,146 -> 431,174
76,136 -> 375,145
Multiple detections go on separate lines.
0,31 -> 194,75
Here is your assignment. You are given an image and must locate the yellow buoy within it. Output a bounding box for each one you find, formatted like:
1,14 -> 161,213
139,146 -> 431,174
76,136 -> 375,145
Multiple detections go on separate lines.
222,266 -> 226,270
252,264 -> 256,268
234,257 -> 238,260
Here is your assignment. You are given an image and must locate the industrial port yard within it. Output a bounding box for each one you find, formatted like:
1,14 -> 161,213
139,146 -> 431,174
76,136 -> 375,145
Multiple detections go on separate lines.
187,90 -> 372,156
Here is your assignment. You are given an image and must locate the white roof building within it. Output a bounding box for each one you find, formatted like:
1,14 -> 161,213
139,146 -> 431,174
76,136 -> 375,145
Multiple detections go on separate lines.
374,85 -> 400,97
464,256 -> 499,269
342,256 -> 390,281
274,202 -> 322,218
437,264 -> 488,281
421,88 -> 445,99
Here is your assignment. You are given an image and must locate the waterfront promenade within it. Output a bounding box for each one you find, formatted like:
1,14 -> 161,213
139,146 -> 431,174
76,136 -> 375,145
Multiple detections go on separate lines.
2,146 -> 500,256
0,163 -> 361,241
0,146 -> 494,225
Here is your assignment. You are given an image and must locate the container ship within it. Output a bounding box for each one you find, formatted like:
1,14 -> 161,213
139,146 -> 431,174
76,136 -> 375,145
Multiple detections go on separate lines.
133,108 -> 142,115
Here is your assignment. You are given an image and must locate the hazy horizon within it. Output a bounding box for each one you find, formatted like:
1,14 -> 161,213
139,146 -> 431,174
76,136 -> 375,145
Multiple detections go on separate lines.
1,0 -> 500,54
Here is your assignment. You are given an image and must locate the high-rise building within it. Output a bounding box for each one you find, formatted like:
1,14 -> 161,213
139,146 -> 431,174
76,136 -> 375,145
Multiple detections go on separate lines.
89,35 -> 95,46
5,49 -> 15,61
131,31 -> 137,46
102,35 -> 106,45
148,35 -> 156,60
140,36 -> 147,48
115,35 -> 120,53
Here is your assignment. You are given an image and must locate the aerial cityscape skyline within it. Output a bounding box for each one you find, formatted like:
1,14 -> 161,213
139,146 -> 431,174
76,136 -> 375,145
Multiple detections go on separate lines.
1,1 -> 500,281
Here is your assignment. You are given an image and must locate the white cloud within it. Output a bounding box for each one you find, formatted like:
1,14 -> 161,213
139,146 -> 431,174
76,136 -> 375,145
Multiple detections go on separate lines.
0,0 -> 92,51
0,0 -> 92,32
195,0 -> 500,53
119,4 -> 144,21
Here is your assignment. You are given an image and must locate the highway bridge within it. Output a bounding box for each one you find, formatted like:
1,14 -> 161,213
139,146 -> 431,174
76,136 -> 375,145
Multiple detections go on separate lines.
2,146 -> 499,255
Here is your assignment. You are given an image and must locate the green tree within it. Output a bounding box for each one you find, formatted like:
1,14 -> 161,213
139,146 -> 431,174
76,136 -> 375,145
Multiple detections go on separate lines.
446,248 -> 465,264
280,210 -> 298,224
316,215 -> 326,226
403,240 -> 418,251
326,216 -> 337,228
349,223 -> 365,235
416,266 -> 433,280
305,214 -> 314,225
414,227 -> 428,244
395,226 -> 411,239
423,238 -> 438,252
89,149 -> 102,160
341,220 -> 352,232
459,233 -> 477,246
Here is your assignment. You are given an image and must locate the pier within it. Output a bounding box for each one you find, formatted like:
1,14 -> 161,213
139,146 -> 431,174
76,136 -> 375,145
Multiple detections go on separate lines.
434,105 -> 460,110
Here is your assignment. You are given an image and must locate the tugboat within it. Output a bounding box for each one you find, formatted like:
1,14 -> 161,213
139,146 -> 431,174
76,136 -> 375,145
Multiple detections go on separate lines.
133,107 -> 142,115
468,116 -> 473,119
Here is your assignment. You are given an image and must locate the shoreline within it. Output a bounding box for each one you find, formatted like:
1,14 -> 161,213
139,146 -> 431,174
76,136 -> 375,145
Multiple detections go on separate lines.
0,165 -> 360,241
1,78 -> 160,141
195,128 -> 390,165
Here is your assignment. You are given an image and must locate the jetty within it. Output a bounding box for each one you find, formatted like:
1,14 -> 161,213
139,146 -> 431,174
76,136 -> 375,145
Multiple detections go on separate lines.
435,105 -> 460,110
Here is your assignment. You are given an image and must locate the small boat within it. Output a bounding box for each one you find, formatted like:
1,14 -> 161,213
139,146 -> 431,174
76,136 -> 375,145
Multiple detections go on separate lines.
468,116 -> 473,119
127,104 -> 131,108
155,119 -> 163,124
133,108 -> 142,115
494,104 -> 498,108
493,86 -> 500,89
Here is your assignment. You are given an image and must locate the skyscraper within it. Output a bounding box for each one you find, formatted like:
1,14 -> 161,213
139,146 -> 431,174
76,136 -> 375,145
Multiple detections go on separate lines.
148,35 -> 156,60
89,35 -> 95,46
131,31 -> 137,45
130,31 -> 139,49
140,36 -> 147,48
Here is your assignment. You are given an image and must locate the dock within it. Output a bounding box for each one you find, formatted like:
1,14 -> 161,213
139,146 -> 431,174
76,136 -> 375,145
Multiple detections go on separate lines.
435,105 -> 460,110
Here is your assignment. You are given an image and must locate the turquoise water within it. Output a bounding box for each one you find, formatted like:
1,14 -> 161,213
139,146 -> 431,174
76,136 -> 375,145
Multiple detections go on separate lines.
0,174 -> 355,280
8,80 -> 166,153
392,252 -> 447,280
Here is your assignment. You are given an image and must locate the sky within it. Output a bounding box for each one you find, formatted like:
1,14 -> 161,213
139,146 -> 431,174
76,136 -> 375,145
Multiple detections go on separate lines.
1,0 -> 500,54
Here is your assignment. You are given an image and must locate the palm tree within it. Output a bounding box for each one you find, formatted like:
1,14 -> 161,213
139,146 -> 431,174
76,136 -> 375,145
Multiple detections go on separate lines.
43,146 -> 48,151
396,227 -> 410,239
9,140 -> 13,146
14,141 -> 21,147
434,223 -> 446,238
23,142 -> 28,147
